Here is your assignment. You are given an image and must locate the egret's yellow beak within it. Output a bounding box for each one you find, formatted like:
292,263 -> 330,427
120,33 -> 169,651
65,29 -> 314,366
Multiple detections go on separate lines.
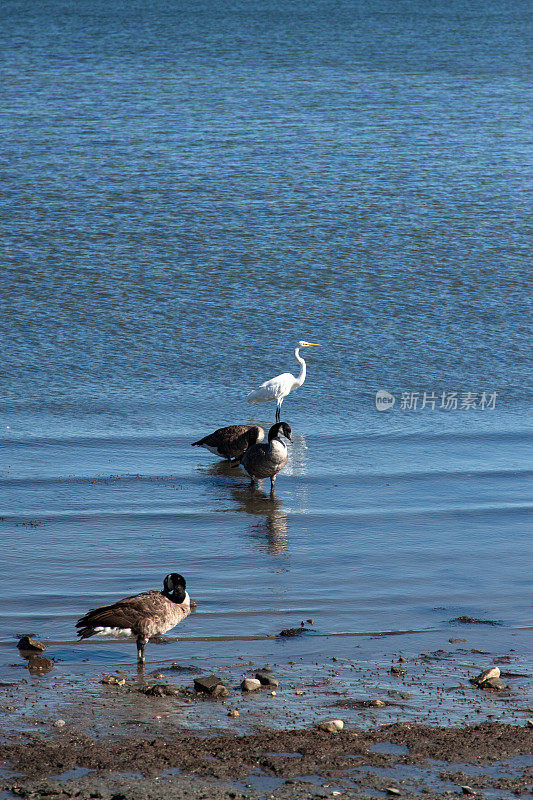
306,342 -> 322,347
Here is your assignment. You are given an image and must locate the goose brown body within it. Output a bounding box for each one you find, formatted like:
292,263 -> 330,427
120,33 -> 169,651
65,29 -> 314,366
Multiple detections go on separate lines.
240,422 -> 292,494
76,574 -> 191,665
192,424 -> 264,461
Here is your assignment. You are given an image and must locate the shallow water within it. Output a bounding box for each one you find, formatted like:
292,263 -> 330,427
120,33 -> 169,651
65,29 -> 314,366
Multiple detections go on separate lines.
0,0 -> 531,678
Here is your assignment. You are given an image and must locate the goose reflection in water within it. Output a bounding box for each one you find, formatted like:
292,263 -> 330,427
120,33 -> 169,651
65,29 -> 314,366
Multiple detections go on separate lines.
229,482 -> 288,555
197,431 -> 308,555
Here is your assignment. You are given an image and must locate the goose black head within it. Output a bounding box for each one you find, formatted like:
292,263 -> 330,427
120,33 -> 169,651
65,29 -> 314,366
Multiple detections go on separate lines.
268,422 -> 292,442
163,573 -> 187,603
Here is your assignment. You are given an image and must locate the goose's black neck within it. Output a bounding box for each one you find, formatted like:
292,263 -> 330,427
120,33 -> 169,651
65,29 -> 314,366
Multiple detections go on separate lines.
268,422 -> 284,441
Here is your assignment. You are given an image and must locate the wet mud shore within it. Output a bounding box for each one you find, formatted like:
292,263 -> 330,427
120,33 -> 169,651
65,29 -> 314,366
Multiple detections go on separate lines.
1,722 -> 532,800
1,632 -> 532,800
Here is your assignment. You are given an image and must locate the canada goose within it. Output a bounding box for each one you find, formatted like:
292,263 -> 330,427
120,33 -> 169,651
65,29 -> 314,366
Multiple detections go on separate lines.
192,424 -> 264,462
76,573 -> 191,665
247,341 -> 322,420
239,422 -> 292,494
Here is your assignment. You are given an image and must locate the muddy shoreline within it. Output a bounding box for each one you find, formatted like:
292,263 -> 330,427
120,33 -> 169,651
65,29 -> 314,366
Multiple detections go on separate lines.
1,628 -> 531,798
1,722 -> 532,799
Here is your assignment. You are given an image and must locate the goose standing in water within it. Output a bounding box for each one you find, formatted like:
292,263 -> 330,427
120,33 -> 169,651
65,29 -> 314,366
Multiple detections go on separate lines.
76,573 -> 192,666
238,422 -> 292,495
247,341 -> 322,421
192,424 -> 264,462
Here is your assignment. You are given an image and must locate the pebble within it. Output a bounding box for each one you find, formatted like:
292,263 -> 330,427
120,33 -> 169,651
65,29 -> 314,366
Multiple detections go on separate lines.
228,709 -> 239,718
473,666 -> 500,684
241,678 -> 261,692
154,673 -> 165,679
194,674 -> 226,694
526,720 -> 533,727
295,689 -> 304,695
318,719 -> 344,733
391,665 -> 405,676
371,699 -> 386,707
271,691 -> 277,696
17,636 -> 46,653
461,786 -> 476,795
102,675 -> 126,686
141,684 -> 181,697
386,788 -> 401,796
449,638 -> 467,643
256,671 -> 279,688
482,676 -> 507,691
280,627 -> 306,637
54,719 -> 66,728
470,667 -> 507,690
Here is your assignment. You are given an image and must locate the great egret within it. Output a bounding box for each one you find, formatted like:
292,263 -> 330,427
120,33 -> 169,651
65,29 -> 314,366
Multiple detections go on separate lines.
247,341 -> 322,420
76,574 -> 192,666
239,422 -> 292,495
192,425 -> 264,462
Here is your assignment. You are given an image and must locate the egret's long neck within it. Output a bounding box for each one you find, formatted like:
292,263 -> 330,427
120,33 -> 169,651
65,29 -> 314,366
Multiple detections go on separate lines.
293,348 -> 306,387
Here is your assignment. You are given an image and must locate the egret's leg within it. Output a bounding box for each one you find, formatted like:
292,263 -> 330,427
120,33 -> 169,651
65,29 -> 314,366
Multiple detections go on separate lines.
276,403 -> 281,421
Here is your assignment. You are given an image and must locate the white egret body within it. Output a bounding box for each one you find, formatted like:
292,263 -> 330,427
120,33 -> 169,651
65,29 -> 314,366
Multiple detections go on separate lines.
247,341 -> 322,421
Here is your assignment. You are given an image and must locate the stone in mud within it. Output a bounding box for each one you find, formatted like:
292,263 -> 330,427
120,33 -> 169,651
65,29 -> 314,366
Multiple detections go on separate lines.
318,719 -> 344,733
17,636 -> 46,653
280,627 -> 308,637
391,665 -> 405,676
470,666 -> 500,686
102,674 -> 126,686
386,788 -> 401,795
450,615 -> 502,626
482,677 -> 507,691
241,678 -> 261,692
194,674 -> 226,694
449,637 -> 467,643
461,786 -> 476,795
54,719 -> 66,728
169,663 -> 200,673
371,699 -> 386,707
141,684 -> 181,697
388,690 -> 412,700
255,671 -> 279,688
